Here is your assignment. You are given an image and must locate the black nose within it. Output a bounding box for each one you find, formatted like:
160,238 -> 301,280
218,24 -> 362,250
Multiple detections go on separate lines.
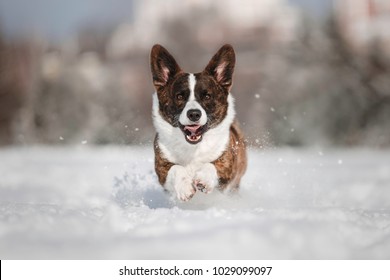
187,109 -> 202,122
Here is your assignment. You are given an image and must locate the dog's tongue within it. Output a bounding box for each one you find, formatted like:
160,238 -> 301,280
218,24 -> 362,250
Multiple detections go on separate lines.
184,125 -> 200,136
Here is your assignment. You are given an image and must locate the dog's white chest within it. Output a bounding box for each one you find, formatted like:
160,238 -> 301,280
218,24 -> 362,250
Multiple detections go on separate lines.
158,127 -> 230,165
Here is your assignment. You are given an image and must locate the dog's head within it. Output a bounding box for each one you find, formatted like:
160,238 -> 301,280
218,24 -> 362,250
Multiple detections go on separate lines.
150,44 -> 235,144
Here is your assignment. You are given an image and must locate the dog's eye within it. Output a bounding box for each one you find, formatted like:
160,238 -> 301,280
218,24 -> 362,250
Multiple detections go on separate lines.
203,92 -> 211,100
176,93 -> 184,100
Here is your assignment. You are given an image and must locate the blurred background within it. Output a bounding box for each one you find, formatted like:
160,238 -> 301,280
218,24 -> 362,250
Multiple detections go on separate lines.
1,0 -> 390,148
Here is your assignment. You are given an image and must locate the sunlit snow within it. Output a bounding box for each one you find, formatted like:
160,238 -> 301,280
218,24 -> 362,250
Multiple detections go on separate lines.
0,146 -> 389,259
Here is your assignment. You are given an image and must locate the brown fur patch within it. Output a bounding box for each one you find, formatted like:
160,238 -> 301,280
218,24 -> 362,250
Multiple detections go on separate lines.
193,73 -> 229,129
213,121 -> 247,191
154,136 -> 174,186
156,72 -> 190,126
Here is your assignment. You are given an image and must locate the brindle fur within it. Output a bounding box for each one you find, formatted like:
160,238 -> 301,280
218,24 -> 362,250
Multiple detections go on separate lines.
213,121 -> 247,191
154,135 -> 174,186
151,44 -> 247,194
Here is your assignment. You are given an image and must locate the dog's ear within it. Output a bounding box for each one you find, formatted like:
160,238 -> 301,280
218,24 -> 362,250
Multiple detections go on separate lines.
204,44 -> 235,90
150,44 -> 182,89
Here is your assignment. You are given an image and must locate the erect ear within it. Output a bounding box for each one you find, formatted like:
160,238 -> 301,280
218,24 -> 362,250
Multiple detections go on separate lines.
204,44 -> 235,90
150,44 -> 182,89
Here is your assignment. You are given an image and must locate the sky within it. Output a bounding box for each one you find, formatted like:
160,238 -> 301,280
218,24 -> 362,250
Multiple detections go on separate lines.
0,0 -> 134,40
0,0 -> 333,41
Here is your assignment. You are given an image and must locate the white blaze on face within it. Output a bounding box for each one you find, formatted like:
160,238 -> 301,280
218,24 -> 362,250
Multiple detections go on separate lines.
178,74 -> 207,126
188,73 -> 196,102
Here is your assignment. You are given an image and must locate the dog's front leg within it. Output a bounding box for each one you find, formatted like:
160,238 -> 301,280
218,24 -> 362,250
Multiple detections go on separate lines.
193,163 -> 219,194
165,165 -> 197,201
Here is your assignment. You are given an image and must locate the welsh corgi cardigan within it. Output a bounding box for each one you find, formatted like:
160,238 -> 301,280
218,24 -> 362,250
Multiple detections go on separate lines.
150,44 -> 247,201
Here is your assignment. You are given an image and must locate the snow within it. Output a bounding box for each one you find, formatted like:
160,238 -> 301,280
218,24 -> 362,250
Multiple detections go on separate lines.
0,146 -> 390,259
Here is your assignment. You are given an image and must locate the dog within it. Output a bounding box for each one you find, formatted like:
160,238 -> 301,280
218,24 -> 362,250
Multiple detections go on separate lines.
150,44 -> 247,201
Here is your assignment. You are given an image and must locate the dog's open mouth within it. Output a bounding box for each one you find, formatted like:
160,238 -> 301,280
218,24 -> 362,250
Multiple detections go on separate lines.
180,124 -> 206,144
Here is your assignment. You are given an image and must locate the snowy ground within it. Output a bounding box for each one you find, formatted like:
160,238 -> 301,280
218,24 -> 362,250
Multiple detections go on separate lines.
0,146 -> 389,259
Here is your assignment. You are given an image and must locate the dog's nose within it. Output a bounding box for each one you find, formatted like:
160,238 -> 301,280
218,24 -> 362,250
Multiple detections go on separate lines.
187,109 -> 202,122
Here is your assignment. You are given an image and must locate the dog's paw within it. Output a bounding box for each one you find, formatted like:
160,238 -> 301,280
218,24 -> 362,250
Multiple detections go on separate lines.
166,165 -> 196,201
175,181 -> 197,202
193,163 -> 219,194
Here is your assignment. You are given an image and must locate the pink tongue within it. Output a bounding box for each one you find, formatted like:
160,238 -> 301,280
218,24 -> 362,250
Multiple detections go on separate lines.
185,125 -> 200,135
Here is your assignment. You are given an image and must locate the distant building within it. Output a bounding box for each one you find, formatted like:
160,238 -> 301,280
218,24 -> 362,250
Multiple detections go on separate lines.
334,0 -> 390,54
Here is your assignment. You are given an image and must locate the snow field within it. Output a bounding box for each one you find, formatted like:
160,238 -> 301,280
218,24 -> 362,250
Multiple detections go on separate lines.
0,146 -> 389,259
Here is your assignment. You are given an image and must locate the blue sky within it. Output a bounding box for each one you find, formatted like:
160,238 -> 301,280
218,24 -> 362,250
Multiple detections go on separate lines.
0,0 -> 134,40
0,0 -> 332,41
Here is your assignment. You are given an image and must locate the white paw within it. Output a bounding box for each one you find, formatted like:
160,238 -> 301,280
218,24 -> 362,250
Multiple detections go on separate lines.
193,163 -> 218,194
165,165 -> 196,201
